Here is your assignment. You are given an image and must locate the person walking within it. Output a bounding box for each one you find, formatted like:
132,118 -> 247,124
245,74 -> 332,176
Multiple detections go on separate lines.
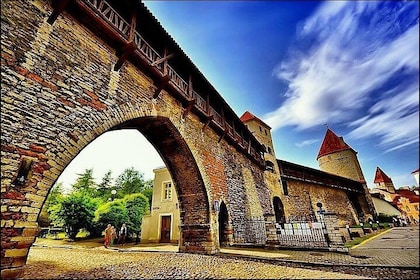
104,224 -> 112,248
118,223 -> 128,246
110,226 -> 117,246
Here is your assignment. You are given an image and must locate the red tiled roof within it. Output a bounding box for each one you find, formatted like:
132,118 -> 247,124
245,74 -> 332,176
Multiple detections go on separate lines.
317,129 -> 354,159
374,167 -> 393,184
240,111 -> 271,129
395,189 -> 420,203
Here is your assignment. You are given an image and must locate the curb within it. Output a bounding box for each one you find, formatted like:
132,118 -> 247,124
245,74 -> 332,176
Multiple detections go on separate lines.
217,252 -> 420,270
350,228 -> 393,250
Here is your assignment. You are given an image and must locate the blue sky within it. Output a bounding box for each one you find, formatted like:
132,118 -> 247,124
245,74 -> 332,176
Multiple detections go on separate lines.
57,1 -> 419,191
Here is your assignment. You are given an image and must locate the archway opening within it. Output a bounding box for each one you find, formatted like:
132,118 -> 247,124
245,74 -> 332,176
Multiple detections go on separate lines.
218,201 -> 229,246
273,196 -> 285,224
34,116 -> 213,255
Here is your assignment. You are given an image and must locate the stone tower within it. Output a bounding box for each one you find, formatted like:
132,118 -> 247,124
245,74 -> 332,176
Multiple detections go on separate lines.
317,128 -> 376,219
317,129 -> 366,183
240,111 -> 282,198
374,167 -> 396,193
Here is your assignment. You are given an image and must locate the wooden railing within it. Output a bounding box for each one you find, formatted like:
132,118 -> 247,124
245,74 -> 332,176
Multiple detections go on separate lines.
81,0 -> 264,166
167,65 -> 189,95
86,0 -> 131,37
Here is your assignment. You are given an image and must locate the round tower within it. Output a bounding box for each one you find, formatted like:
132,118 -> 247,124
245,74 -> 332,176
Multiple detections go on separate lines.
317,128 -> 376,220
317,129 -> 366,183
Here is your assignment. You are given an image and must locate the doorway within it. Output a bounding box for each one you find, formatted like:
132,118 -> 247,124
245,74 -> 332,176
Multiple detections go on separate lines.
273,196 -> 285,224
218,201 -> 229,246
160,215 -> 171,243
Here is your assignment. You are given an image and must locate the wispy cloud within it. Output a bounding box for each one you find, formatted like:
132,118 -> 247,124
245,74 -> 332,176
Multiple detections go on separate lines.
295,139 -> 320,148
264,1 -> 419,152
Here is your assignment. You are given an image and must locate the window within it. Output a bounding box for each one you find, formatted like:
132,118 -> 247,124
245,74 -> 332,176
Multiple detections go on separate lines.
265,160 -> 275,173
414,205 -> 419,211
163,182 -> 172,201
406,206 -> 410,212
13,157 -> 35,186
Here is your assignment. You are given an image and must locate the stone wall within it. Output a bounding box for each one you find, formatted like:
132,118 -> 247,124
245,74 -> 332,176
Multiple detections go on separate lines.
282,180 -> 359,226
1,0 -> 269,278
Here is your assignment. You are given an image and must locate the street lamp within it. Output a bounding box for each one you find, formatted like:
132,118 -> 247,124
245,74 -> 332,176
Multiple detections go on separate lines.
111,189 -> 117,201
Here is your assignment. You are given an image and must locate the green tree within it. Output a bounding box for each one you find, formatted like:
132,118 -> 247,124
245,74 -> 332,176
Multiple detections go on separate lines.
125,193 -> 150,244
39,182 -> 65,227
72,169 -> 97,197
96,170 -> 114,201
141,187 -> 153,211
93,199 -> 128,237
49,192 -> 97,239
114,167 -> 147,197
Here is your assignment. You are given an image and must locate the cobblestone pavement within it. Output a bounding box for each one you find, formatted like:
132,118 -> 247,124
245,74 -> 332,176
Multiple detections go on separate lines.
23,227 -> 419,279
22,246 -> 367,279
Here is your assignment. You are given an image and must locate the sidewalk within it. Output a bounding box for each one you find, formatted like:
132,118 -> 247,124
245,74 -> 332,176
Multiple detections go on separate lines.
33,226 -> 419,269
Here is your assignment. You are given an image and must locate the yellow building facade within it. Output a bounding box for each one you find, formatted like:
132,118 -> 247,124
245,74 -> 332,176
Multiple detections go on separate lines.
141,166 -> 180,244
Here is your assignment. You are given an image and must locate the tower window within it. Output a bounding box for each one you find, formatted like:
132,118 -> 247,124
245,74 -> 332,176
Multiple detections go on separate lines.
265,160 -> 275,172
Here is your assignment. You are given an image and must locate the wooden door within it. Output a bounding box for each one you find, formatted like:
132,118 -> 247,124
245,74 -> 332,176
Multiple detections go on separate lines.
160,216 -> 171,243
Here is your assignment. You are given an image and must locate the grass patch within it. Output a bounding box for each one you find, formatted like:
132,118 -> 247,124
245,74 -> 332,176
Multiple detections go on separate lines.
344,228 -> 388,248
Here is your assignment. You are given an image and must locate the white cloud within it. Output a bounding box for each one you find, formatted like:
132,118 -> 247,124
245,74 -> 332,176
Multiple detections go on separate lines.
295,139 -> 320,148
264,1 -> 419,152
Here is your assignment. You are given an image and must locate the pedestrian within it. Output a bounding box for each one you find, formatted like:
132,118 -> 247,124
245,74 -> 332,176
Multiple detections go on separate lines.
118,223 -> 128,246
104,224 -> 112,248
110,226 -> 117,246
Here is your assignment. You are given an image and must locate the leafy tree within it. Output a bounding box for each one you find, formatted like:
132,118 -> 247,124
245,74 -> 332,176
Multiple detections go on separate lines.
114,167 -> 147,197
93,199 -> 129,237
39,182 -> 65,227
72,169 -> 97,197
96,170 -> 114,202
141,187 -> 153,211
49,192 -> 97,239
125,193 -> 150,243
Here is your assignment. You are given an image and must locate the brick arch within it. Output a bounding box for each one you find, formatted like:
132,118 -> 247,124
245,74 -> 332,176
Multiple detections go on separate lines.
113,116 -> 210,226
1,115 -> 215,279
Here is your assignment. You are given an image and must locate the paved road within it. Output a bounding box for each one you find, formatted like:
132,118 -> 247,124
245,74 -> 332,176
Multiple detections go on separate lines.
349,226 -> 419,267
26,226 -> 419,279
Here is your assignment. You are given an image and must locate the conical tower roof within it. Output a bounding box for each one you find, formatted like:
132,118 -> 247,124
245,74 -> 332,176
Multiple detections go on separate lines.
374,167 -> 393,184
317,129 -> 355,159
240,111 -> 271,129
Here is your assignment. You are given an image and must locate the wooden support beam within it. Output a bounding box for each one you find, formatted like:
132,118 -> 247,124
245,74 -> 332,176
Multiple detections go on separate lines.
153,74 -> 171,99
114,41 -> 137,71
182,99 -> 196,119
202,115 -> 213,131
218,131 -> 226,143
47,0 -> 70,25
188,74 -> 193,99
127,4 -> 138,42
151,53 -> 175,66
